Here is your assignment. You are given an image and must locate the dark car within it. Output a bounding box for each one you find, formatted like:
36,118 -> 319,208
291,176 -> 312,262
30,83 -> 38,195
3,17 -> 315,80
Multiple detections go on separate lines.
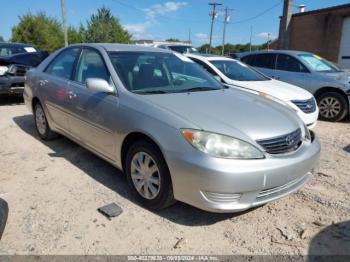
0,43 -> 48,96
0,198 -> 8,239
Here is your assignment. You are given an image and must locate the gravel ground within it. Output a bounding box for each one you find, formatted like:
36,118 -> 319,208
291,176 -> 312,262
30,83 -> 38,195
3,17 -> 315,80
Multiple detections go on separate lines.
0,97 -> 349,255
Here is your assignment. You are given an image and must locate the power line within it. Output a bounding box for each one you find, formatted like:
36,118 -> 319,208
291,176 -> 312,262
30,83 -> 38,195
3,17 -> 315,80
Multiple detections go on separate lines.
228,0 -> 283,25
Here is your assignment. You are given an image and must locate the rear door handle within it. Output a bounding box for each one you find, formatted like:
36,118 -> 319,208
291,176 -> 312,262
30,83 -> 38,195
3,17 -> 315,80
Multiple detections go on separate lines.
68,91 -> 77,99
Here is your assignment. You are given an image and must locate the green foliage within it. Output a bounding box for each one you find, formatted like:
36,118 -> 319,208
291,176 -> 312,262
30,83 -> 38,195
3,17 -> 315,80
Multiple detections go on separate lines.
11,12 -> 64,52
85,7 -> 131,43
165,38 -> 181,42
68,25 -> 86,44
10,7 -> 131,52
0,36 -> 4,42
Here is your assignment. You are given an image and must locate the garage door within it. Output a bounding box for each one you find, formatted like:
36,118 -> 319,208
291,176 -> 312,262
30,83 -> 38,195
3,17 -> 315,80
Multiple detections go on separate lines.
338,17 -> 350,69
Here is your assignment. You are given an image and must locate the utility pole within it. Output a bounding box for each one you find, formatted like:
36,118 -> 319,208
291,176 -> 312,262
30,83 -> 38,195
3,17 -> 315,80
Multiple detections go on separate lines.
267,32 -> 271,50
60,0 -> 68,47
188,28 -> 191,44
208,2 -> 222,53
221,7 -> 232,56
249,25 -> 253,52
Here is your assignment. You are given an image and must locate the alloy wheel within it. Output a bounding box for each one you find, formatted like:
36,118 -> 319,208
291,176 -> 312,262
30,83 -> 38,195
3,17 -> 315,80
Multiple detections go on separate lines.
319,96 -> 341,119
130,152 -> 161,200
35,105 -> 47,135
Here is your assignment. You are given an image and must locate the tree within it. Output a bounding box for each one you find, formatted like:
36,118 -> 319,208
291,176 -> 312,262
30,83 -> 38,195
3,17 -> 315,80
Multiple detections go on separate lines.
68,25 -> 86,44
11,12 -> 64,52
85,7 -> 131,43
0,36 -> 4,42
165,38 -> 180,42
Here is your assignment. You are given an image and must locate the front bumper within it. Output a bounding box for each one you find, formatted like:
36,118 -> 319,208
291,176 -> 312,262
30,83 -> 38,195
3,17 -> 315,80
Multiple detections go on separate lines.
295,107 -> 319,129
167,134 -> 321,213
0,75 -> 25,95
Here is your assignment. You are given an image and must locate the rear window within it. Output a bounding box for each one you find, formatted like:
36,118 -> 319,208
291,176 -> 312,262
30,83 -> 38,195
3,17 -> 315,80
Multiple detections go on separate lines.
0,45 -> 36,57
241,54 -> 276,69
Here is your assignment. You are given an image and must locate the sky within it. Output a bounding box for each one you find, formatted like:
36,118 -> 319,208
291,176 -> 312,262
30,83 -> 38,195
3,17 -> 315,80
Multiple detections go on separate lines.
1,0 -> 349,47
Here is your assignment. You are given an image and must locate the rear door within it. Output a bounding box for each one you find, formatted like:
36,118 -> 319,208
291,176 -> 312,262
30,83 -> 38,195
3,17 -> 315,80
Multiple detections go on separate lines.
40,47 -> 81,133
67,48 -> 118,159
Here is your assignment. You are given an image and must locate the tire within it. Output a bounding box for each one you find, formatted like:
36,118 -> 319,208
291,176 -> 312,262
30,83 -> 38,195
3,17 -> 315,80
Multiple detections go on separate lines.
0,198 -> 8,240
125,140 -> 175,210
317,92 -> 348,122
33,102 -> 59,140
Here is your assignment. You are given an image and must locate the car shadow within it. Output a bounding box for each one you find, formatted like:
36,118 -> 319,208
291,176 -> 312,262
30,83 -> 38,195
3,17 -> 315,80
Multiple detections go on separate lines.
0,95 -> 23,106
343,145 -> 350,153
12,114 -> 248,226
308,220 -> 350,261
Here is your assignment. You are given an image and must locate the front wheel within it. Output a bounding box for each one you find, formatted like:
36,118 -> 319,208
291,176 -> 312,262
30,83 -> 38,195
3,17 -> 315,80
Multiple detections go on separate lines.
125,140 -> 175,210
317,92 -> 348,122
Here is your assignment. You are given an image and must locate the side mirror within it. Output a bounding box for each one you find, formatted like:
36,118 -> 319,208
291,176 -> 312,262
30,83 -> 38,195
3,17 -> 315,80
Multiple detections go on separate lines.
86,78 -> 115,94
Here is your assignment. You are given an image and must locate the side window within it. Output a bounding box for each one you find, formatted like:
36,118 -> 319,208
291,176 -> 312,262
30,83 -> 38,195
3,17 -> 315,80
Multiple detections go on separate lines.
252,54 -> 276,69
191,58 -> 218,76
45,48 -> 81,79
276,54 -> 308,72
74,49 -> 110,84
241,55 -> 255,65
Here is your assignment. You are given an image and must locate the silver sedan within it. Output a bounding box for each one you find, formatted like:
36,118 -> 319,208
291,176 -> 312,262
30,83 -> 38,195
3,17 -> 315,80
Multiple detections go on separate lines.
24,44 -> 321,213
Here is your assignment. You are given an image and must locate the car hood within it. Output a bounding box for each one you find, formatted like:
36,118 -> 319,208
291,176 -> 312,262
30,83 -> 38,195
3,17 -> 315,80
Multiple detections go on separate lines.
142,88 -> 301,142
319,71 -> 350,83
226,79 -> 313,102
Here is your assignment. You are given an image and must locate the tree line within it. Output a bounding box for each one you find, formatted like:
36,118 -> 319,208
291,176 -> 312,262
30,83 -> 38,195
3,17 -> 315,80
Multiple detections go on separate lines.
10,7 -> 131,52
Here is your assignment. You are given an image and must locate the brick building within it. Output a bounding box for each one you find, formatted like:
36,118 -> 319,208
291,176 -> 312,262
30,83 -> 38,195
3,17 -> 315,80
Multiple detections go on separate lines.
272,3 -> 350,68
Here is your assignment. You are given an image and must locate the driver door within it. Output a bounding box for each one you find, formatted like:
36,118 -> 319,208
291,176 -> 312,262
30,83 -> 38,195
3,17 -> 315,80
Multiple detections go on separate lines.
67,48 -> 119,160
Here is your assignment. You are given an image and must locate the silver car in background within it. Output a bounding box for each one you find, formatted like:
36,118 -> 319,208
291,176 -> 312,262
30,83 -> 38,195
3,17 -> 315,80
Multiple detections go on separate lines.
24,44 -> 320,213
239,50 -> 350,122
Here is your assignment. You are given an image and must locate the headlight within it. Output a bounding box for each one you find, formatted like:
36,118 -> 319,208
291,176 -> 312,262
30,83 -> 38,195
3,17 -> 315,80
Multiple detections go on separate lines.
0,66 -> 8,76
181,129 -> 265,159
259,92 -> 297,111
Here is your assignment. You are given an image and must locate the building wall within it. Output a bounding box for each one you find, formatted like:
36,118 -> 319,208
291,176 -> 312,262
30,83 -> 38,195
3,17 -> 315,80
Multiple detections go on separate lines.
288,5 -> 350,62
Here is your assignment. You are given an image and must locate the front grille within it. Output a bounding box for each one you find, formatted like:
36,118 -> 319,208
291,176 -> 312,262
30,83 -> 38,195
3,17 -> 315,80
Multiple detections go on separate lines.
7,65 -> 30,77
256,128 -> 302,154
292,98 -> 316,113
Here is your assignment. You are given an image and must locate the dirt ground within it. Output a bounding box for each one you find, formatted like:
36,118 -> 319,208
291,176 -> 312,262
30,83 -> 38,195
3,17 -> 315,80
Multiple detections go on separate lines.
0,97 -> 349,255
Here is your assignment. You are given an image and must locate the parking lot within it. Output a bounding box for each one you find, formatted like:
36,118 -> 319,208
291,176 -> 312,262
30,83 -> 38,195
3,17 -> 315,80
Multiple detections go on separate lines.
0,97 -> 348,255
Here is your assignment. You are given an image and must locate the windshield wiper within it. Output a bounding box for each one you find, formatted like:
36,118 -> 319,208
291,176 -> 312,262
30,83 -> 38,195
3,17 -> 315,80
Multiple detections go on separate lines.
185,87 -> 218,92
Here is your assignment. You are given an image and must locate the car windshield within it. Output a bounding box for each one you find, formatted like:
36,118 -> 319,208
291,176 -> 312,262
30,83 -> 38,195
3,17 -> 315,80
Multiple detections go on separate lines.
108,51 -> 223,94
0,45 -> 36,57
168,46 -> 199,54
210,60 -> 269,81
298,54 -> 341,73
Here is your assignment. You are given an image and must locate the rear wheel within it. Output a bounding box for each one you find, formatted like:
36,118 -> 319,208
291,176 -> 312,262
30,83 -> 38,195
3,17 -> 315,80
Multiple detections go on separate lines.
34,102 -> 59,140
125,140 -> 175,210
317,92 -> 348,122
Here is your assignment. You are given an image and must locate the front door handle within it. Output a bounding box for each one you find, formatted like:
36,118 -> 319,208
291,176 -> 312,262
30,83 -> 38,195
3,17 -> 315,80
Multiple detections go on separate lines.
39,80 -> 48,86
68,91 -> 77,99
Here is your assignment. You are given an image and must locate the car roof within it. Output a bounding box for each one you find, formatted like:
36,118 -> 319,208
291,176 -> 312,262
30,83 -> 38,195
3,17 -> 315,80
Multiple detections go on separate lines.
0,42 -> 34,48
186,53 -> 237,61
239,50 -> 314,57
69,43 -> 174,53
